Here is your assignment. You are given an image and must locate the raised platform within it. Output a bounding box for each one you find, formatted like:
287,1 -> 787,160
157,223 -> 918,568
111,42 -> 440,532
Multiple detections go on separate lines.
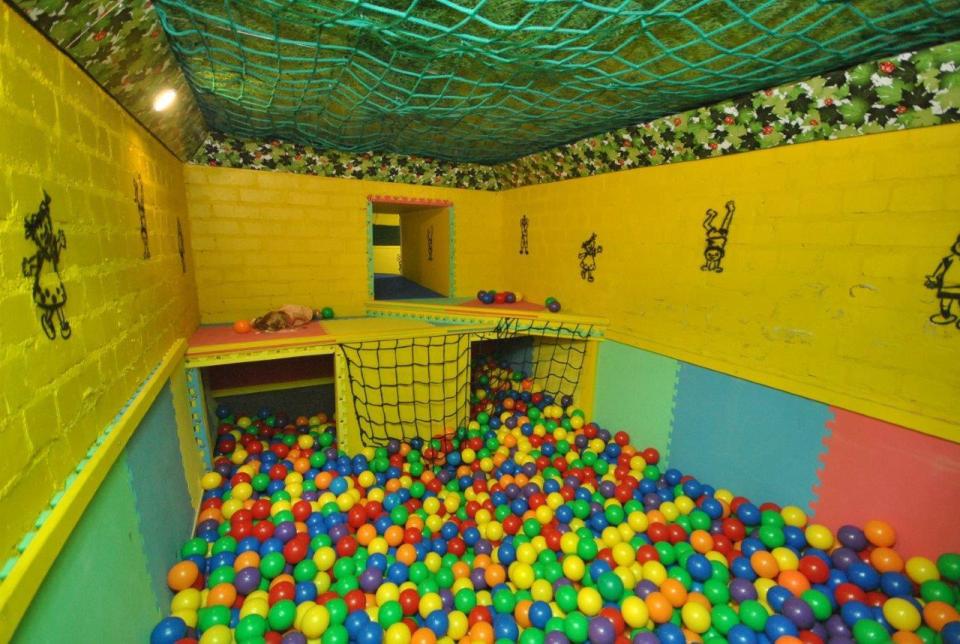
366,297 -> 609,331
185,316 -> 486,367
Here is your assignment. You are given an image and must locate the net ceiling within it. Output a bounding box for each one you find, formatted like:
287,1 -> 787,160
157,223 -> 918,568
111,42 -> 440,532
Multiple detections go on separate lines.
154,0 -> 960,164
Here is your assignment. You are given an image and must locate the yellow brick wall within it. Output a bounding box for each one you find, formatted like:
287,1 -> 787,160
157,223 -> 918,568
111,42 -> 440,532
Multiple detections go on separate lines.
502,124 -> 960,440
184,166 -> 503,322
0,5 -> 199,558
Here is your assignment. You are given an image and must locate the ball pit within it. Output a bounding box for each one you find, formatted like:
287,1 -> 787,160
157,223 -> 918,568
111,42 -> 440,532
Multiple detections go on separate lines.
155,358 -> 960,644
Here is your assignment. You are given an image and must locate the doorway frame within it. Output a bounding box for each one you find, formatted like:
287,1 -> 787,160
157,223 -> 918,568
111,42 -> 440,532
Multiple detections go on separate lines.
366,195 -> 456,300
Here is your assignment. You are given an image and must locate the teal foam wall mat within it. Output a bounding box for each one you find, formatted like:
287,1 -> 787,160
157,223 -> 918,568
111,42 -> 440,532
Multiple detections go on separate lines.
124,381 -> 194,610
14,455 -> 161,642
593,341 -> 680,460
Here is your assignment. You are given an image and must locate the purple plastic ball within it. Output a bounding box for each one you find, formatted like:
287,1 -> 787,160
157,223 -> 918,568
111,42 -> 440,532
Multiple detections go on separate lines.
729,578 -> 758,602
547,300 -> 561,313
826,614 -> 851,638
545,633 -> 571,644
634,580 -> 658,598
782,597 -> 816,629
831,547 -> 859,571
633,633 -> 660,644
588,617 -> 616,644
282,633 -> 307,644
837,525 -> 868,551
235,567 -> 261,594
440,589 -> 454,610
359,568 -> 383,593
274,522 -> 297,543
470,567 -> 487,590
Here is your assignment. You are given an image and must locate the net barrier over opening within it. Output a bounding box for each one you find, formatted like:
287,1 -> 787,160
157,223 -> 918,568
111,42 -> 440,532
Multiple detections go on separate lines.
340,334 -> 472,446
153,0 -> 960,164
476,317 -> 596,400
339,319 -> 595,446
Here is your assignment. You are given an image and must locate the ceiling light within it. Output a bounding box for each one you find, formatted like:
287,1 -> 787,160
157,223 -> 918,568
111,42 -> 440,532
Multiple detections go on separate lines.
153,89 -> 177,112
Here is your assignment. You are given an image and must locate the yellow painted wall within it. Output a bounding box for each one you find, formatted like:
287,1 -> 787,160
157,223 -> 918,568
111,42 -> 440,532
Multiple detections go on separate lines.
0,5 -> 199,559
185,166 -> 501,322
401,207 -> 450,296
502,124 -> 960,440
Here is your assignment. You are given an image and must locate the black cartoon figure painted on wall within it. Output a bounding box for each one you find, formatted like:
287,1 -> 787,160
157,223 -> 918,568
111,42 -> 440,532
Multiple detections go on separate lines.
578,233 -> 603,282
22,191 -> 71,340
134,173 -> 149,259
177,218 -> 186,273
924,233 -> 960,328
520,215 -> 529,255
427,225 -> 434,261
701,200 -> 735,272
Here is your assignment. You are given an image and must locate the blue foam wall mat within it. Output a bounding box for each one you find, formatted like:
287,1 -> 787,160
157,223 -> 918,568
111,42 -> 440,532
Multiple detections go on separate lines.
668,363 -> 832,511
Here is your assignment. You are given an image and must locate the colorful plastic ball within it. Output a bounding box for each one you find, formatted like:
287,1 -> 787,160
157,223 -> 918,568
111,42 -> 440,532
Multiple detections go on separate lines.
321,307 -> 335,319
863,520 -> 896,548
938,553 -> 960,582
167,560 -> 200,591
151,616 -> 187,644
883,597 -> 922,631
233,320 -> 252,334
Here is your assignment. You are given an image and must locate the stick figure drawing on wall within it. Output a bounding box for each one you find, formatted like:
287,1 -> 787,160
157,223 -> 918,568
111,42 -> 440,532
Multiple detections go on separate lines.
578,233 -> 603,282
22,191 -> 71,340
924,233 -> 960,327
520,215 -> 529,255
427,226 -> 434,261
702,200 -> 735,272
134,173 -> 149,259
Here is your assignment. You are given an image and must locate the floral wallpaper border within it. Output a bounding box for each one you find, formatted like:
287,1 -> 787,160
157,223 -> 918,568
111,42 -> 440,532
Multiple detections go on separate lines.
193,41 -> 960,191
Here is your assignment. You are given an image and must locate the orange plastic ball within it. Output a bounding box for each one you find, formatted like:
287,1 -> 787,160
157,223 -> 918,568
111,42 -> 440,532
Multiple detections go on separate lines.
410,628 -> 437,644
645,592 -> 674,623
207,582 -> 237,607
167,560 -> 199,591
233,319 -> 252,334
923,601 -> 960,632
751,551 -> 780,579
863,519 -> 896,547
871,547 -> 905,573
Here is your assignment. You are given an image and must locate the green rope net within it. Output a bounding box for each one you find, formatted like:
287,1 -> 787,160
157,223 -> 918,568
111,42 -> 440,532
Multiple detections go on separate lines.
154,0 -> 960,164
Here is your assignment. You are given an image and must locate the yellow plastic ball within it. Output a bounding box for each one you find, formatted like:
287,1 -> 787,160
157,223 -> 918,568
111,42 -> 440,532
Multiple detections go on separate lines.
562,556 -> 586,581
509,562 -> 535,589
578,587 -> 603,616
905,556 -> 940,584
201,472 -> 222,490
612,543 -> 635,567
516,543 -> 537,564
200,624 -> 233,644
622,596 -> 649,628
313,547 -> 336,571
682,602 -> 712,634
642,561 -> 667,585
358,471 -> 376,488
419,592 -> 443,618
772,547 -> 799,571
804,524 -> 835,550
385,623 -> 411,644
882,597 -> 921,631
301,604 -> 330,638
232,482 -> 253,502
448,611 -> 469,639
531,579 -> 553,602
171,588 -> 201,612
781,505 -> 808,527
